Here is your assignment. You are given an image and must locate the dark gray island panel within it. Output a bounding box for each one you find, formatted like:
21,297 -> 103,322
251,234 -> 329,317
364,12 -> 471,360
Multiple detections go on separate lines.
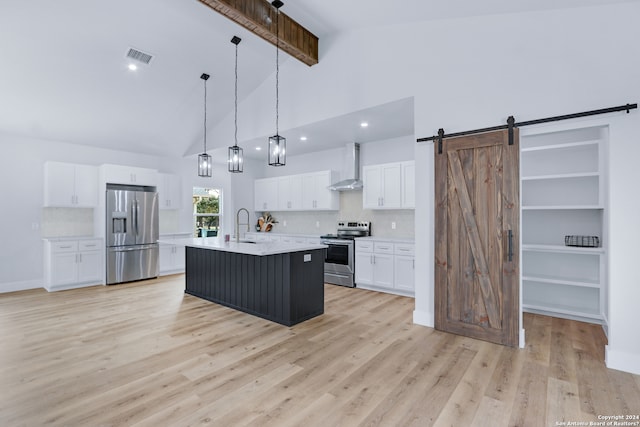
185,246 -> 325,326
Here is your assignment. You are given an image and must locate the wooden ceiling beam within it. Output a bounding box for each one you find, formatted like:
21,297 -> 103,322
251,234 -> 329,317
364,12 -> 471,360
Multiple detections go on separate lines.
198,0 -> 319,66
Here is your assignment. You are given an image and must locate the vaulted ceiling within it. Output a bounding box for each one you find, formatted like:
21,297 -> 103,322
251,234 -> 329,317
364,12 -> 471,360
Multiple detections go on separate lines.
0,0 -> 637,159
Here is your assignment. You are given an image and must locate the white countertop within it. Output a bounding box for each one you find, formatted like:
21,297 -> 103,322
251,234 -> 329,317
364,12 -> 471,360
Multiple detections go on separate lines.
355,236 -> 415,244
163,237 -> 327,256
42,236 -> 102,242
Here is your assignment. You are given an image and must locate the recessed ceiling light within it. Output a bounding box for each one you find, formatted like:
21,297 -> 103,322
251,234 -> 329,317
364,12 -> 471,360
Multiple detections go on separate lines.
128,63 -> 138,71
360,122 -> 369,128
255,146 -> 262,151
300,136 -> 307,141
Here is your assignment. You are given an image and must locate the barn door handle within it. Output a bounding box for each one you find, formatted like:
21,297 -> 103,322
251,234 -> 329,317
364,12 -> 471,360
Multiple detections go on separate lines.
507,230 -> 513,262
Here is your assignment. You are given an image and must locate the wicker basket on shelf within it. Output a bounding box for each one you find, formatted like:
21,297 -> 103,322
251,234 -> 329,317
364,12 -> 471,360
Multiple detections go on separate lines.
564,235 -> 599,248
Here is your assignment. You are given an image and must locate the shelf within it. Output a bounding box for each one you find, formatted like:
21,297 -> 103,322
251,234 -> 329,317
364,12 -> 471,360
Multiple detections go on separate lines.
522,205 -> 603,210
522,274 -> 600,288
521,139 -> 600,153
521,172 -> 599,181
522,304 -> 604,324
522,244 -> 604,254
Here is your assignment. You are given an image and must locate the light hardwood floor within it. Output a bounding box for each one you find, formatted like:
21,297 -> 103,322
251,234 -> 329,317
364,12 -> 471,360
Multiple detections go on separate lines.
1,275 -> 638,426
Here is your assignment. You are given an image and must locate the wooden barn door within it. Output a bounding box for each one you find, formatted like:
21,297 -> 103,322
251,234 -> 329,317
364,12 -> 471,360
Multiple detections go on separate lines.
434,129 -> 519,347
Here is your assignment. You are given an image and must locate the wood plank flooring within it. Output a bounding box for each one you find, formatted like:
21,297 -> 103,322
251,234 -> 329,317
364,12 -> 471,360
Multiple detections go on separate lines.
1,275 -> 638,426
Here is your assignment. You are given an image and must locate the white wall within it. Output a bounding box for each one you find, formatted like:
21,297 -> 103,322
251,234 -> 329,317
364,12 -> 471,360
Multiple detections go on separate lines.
213,3 -> 640,373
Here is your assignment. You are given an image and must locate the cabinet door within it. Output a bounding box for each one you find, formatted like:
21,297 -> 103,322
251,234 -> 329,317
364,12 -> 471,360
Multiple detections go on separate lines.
277,177 -> 293,210
77,251 -> 102,283
51,252 -> 78,286
355,252 -> 374,286
362,165 -> 382,209
44,162 -> 76,207
173,245 -> 185,271
102,165 -> 157,186
373,253 -> 394,287
254,178 -> 278,211
289,175 -> 303,210
254,178 -> 277,211
159,243 -> 174,274
74,165 -> 98,207
401,161 -> 415,208
394,255 -> 415,292
158,173 -> 182,210
381,163 -> 402,208
313,171 -> 339,210
301,174 -> 317,209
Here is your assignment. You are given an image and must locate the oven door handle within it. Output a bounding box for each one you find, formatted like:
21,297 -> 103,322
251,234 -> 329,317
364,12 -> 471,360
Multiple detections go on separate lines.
321,240 -> 352,246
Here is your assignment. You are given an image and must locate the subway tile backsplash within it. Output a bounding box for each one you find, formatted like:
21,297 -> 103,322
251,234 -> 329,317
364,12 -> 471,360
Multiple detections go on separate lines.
41,207 -> 94,238
268,191 -> 415,238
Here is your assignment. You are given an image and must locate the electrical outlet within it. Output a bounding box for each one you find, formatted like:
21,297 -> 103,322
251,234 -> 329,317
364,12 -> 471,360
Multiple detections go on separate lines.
32,222 -> 40,230
283,220 -> 287,227
391,222 -> 396,230
315,221 -> 320,228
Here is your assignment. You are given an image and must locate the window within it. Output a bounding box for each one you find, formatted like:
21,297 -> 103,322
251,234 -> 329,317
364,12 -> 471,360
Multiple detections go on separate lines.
193,187 -> 221,237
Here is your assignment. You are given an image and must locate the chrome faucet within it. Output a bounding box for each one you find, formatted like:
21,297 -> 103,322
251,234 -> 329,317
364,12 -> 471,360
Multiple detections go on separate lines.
235,208 -> 250,243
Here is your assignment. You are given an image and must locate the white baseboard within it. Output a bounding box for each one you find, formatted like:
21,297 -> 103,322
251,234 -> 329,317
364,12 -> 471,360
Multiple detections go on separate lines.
413,309 -> 434,328
605,346 -> 640,375
46,281 -> 104,292
0,279 -> 43,293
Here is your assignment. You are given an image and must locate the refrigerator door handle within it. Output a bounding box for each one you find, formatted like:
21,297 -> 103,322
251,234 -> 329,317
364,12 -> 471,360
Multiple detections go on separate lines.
134,199 -> 139,236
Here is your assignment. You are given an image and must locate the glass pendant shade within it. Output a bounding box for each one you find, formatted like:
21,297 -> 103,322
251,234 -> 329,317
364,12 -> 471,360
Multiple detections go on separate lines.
228,145 -> 243,173
198,153 -> 212,177
268,135 -> 286,166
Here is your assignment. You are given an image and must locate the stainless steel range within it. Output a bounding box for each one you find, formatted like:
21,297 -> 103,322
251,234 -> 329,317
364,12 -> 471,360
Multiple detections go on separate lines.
320,221 -> 370,287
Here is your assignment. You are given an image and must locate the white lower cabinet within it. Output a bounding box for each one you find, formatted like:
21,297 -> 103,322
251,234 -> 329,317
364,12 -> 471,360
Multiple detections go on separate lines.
355,240 -> 414,296
159,233 -> 190,275
393,243 -> 415,293
44,238 -> 103,291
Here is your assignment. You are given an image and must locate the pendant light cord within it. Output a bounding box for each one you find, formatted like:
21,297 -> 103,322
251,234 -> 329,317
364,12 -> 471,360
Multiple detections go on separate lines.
203,76 -> 207,153
275,7 -> 279,136
234,42 -> 238,147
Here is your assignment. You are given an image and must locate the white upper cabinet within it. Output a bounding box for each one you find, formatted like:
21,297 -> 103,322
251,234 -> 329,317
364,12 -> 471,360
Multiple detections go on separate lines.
401,161 -> 415,209
255,171 -> 338,212
301,171 -> 339,210
44,161 -> 98,207
157,173 -> 182,210
101,164 -> 157,186
363,161 -> 414,209
277,175 -> 303,210
254,177 -> 278,212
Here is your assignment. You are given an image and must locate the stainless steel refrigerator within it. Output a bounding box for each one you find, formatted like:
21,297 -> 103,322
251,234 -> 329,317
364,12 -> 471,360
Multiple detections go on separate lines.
106,184 -> 159,285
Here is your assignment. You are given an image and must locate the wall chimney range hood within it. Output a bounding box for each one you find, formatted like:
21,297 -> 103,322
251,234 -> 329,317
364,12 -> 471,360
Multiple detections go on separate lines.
328,142 -> 363,191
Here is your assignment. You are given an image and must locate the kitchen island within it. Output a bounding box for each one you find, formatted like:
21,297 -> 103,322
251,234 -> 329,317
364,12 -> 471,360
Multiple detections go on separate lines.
167,238 -> 327,326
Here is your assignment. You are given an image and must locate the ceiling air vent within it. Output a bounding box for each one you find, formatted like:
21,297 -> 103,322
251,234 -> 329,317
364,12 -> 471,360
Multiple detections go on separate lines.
125,47 -> 153,65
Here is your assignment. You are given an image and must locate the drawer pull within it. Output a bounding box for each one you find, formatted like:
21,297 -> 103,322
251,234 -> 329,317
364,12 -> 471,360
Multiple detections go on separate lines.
59,245 -> 72,249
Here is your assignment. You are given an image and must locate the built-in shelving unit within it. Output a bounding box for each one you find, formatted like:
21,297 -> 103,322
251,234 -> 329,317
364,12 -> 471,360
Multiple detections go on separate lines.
520,125 -> 608,328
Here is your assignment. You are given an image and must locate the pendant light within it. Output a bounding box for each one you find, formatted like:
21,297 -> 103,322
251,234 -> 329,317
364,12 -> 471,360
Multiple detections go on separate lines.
228,36 -> 243,173
268,0 -> 285,167
198,73 -> 212,177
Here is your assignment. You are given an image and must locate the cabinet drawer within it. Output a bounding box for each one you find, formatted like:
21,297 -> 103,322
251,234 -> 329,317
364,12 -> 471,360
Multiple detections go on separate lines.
373,242 -> 393,254
356,241 -> 373,253
79,239 -> 102,251
394,244 -> 415,256
51,241 -> 79,253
